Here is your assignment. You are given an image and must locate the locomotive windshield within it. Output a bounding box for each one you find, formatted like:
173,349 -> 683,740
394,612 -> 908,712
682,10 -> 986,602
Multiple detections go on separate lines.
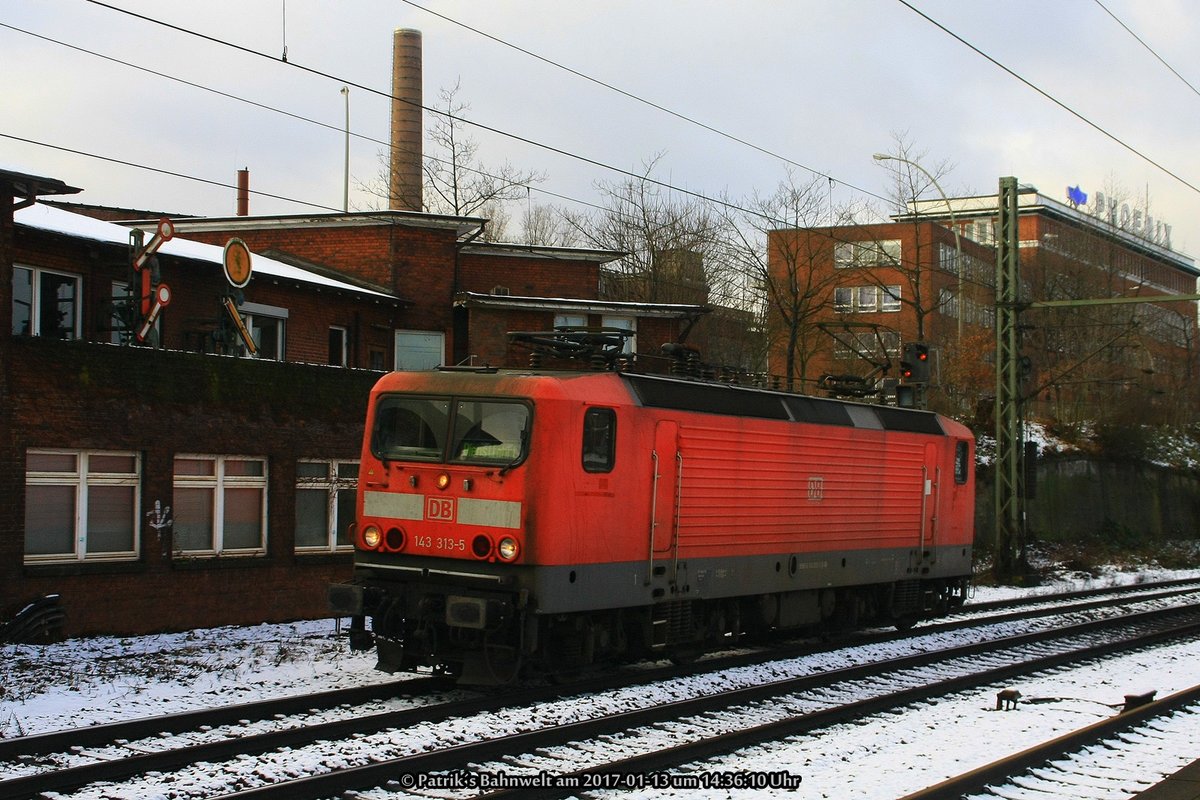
372,395 -> 530,466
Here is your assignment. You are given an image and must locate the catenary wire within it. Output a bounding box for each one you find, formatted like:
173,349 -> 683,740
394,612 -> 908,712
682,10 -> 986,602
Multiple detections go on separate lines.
0,22 -> 614,219
0,17 -> 793,286
395,0 -> 888,204
8,124 -> 1007,318
1,132 -> 344,213
1092,0 -> 1200,100
9,7 -> 1004,302
79,0 -> 800,227
895,0 -> 1200,196
71,0 -> 1009,299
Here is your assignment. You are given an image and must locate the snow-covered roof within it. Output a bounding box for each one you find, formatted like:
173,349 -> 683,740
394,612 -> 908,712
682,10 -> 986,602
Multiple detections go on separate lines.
15,203 -> 399,300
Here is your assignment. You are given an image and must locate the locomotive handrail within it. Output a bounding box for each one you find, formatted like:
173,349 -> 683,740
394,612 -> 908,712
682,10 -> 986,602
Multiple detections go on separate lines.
920,465 -> 929,556
648,449 -> 660,587
932,466 -> 941,558
671,451 -> 683,585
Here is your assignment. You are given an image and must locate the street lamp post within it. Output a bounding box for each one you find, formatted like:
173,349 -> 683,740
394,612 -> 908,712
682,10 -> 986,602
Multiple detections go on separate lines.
873,153 -> 963,341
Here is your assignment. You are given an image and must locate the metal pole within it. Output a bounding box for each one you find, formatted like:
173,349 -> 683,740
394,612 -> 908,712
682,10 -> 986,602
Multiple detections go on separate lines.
341,86 -> 350,213
873,153 -> 963,340
994,176 -> 1023,579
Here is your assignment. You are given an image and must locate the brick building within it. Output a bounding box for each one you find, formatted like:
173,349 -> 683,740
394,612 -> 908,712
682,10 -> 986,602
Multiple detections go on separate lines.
3,169 -> 706,638
768,185 -> 1199,422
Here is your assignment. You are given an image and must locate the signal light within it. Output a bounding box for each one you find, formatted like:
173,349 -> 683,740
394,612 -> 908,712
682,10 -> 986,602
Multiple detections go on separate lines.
900,342 -> 931,383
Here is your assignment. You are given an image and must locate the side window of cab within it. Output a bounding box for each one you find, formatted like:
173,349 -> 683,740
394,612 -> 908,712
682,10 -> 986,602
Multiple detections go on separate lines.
954,440 -> 970,484
582,408 -> 617,473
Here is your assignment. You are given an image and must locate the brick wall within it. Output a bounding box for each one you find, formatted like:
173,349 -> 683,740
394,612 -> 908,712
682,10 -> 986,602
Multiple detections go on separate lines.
458,252 -> 600,299
1,337 -> 381,636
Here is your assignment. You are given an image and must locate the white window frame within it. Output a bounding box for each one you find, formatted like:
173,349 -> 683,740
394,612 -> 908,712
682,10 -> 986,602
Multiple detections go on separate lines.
328,325 -> 349,366
394,330 -> 445,371
24,449 -> 141,563
295,459 -> 358,552
241,301 -> 288,361
12,265 -> 82,339
881,284 -> 902,312
855,285 -> 878,312
601,315 -> 636,355
833,240 -> 901,269
553,313 -> 587,330
172,455 -> 268,556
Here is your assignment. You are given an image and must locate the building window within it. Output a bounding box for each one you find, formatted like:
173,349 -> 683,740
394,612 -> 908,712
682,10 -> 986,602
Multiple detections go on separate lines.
582,408 -> 617,473
881,284 -> 902,312
554,313 -> 587,330
24,450 -> 140,562
368,347 -> 387,371
12,266 -> 81,339
329,326 -> 348,366
173,456 -> 267,555
836,285 -> 902,313
601,315 -> 636,354
239,301 -> 288,360
834,240 -> 901,269
296,460 -> 358,551
856,285 -> 878,312
110,280 -> 132,344
395,330 -> 445,370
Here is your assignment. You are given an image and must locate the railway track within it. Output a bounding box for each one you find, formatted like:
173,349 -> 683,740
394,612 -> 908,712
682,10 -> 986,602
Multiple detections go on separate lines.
900,683 -> 1200,799
4,577 -> 1190,767
218,604 -> 1200,799
3,581 -> 1199,800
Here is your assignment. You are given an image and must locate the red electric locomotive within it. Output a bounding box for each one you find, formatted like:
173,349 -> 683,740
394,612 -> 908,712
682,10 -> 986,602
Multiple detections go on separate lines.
330,366 -> 974,683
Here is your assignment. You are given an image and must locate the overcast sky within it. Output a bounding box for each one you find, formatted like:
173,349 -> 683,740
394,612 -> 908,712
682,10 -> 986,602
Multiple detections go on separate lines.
3,0 -> 1198,261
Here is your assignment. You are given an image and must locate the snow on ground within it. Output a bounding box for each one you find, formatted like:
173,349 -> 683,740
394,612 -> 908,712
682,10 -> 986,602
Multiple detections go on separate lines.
3,566 -> 1200,800
0,620 -> 387,739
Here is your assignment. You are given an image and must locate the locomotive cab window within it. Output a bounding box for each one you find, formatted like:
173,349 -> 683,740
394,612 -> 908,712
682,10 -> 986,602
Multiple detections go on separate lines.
450,401 -> 529,465
954,440 -> 970,484
372,397 -> 449,461
372,395 -> 529,467
582,408 -> 616,473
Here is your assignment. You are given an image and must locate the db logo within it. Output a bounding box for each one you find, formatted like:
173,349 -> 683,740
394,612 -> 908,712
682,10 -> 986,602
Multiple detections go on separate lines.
425,497 -> 456,522
807,476 -> 824,502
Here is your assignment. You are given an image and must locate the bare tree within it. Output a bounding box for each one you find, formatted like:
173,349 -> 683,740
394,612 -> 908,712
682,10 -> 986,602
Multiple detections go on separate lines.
422,81 -> 546,228
564,155 -> 722,306
720,171 -> 855,391
362,80 -> 545,239
517,203 -> 582,247
869,132 -> 959,342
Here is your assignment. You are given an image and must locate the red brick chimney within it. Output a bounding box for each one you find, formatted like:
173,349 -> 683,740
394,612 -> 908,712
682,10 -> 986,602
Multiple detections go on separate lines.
236,168 -> 249,216
389,28 -> 422,212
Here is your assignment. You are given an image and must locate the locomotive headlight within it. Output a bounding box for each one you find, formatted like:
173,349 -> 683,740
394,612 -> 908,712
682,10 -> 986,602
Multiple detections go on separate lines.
437,472 -> 451,490
361,525 -> 382,549
497,537 -> 520,562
